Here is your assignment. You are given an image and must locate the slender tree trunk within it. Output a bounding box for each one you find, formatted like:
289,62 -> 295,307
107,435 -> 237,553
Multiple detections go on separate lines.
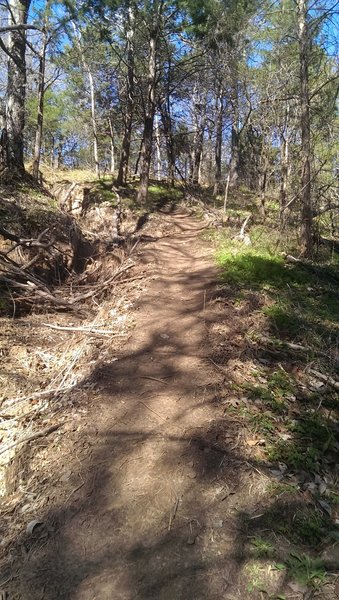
154,113 -> 162,180
191,94 -> 207,185
108,115 -> 115,175
117,3 -> 135,186
137,30 -> 157,204
259,169 -> 267,218
32,33 -> 47,181
192,111 -> 206,184
160,103 -> 175,186
223,172 -> 230,212
279,106 -> 290,227
72,22 -> 99,178
134,136 -> 143,176
6,0 -> 31,172
298,0 -> 313,257
229,126 -> 240,189
213,83 -> 223,196
229,68 -> 240,189
88,69 -> 100,177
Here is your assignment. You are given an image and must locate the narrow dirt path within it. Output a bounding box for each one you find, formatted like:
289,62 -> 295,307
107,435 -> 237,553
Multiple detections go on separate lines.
14,210 -> 258,600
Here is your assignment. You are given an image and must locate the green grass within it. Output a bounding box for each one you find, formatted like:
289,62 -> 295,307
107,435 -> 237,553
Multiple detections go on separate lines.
147,183 -> 184,208
243,370 -> 295,415
215,235 -> 339,356
250,537 -> 275,558
212,216 -> 338,598
284,553 -> 326,588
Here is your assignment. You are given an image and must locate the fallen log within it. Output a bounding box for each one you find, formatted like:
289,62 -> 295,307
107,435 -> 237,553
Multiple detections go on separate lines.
308,368 -> 339,392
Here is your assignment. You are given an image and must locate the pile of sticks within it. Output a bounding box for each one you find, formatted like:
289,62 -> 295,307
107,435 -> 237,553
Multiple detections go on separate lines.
0,225 -> 135,312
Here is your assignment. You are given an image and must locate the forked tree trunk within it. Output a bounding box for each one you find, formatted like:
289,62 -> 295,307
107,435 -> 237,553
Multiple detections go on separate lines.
298,0 -> 313,257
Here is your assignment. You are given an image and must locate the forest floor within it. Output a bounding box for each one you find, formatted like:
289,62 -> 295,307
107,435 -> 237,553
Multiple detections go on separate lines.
0,182 -> 338,600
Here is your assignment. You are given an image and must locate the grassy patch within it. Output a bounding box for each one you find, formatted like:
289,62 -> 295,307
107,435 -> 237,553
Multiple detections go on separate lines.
250,537 -> 275,558
147,183 -> 184,208
285,553 -> 326,588
211,212 -> 338,597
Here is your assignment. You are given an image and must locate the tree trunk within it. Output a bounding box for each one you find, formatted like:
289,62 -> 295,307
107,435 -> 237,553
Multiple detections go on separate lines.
298,0 -> 313,257
88,69 -> 100,177
6,0 -> 31,172
32,33 -> 47,181
154,113 -> 162,180
229,126 -> 240,188
160,102 -> 175,186
191,94 -> 207,185
229,72 -> 240,189
117,3 -> 135,186
137,31 -> 157,204
213,84 -> 223,196
108,115 -> 115,175
72,22 -> 99,178
279,107 -> 290,227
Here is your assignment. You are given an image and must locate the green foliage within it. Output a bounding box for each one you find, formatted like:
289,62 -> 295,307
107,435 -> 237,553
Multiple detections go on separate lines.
285,553 -> 326,588
250,537 -> 275,558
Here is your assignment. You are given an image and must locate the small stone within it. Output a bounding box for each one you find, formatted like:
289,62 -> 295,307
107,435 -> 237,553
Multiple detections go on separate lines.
186,534 -> 196,545
213,520 -> 223,528
321,544 -> 339,570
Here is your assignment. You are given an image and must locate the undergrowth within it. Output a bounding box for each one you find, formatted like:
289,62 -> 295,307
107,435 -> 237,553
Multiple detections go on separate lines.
212,212 -> 339,594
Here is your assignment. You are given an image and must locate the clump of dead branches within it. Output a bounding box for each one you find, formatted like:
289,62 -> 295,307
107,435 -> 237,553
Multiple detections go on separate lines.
0,217 -> 135,314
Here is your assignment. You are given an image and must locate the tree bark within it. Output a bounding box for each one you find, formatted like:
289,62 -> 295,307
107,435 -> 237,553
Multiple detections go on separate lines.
88,68 -> 100,177
279,107 -> 290,227
137,28 -> 157,204
154,113 -> 162,180
298,0 -> 313,257
6,0 -> 31,172
213,82 -> 223,196
32,33 -> 47,181
117,2 -> 135,186
72,22 -> 99,178
229,67 -> 240,189
108,115 -> 115,175
229,124 -> 240,189
191,101 -> 206,185
160,102 -> 175,186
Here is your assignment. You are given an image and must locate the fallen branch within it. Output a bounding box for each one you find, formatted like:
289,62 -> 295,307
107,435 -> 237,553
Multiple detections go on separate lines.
42,322 -> 127,336
139,376 -> 169,384
2,385 -> 77,407
253,334 -> 329,358
0,226 -> 53,249
282,253 -> 339,284
308,369 -> 339,391
234,214 -> 252,245
0,423 -> 61,456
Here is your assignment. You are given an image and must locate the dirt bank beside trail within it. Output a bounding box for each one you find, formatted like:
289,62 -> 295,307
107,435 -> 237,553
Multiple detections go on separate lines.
2,209 -> 299,599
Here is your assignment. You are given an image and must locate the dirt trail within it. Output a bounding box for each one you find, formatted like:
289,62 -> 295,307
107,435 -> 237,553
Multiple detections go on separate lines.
12,210 -> 258,600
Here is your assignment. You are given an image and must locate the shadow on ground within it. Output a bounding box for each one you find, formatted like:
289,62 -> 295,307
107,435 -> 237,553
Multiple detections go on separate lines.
1,209 -> 338,600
